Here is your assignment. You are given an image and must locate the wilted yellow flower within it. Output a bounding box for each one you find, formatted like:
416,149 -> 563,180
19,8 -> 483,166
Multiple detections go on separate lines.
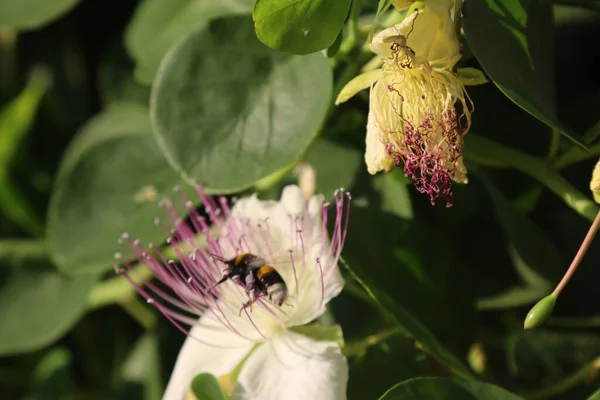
336,1 -> 486,206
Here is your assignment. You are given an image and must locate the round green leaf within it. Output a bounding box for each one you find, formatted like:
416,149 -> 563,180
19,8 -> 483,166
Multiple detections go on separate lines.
253,0 -> 352,54
151,16 -> 332,192
47,103 -> 187,275
0,0 -> 80,30
379,378 -> 525,400
125,0 -> 255,84
0,266 -> 96,356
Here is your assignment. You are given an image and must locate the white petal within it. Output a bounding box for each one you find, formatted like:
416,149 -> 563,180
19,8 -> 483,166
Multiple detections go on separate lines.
286,256 -> 345,327
365,85 -> 393,175
163,318 -> 255,400
279,185 -> 306,216
234,331 -> 348,400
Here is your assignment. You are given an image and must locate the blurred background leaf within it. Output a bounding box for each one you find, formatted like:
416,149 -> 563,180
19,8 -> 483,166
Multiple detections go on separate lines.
0,261 -> 97,356
47,103 -> 189,275
0,0 -> 80,31
125,0 -> 255,84
0,67 -> 51,236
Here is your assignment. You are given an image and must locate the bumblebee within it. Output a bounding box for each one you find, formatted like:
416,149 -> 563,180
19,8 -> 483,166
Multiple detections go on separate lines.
212,253 -> 288,311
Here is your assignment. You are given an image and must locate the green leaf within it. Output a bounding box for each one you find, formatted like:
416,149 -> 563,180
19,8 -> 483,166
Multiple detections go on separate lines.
190,373 -> 229,400
303,139 -> 361,200
151,16 -> 332,192
0,264 -> 97,355
0,0 -> 80,30
253,0 -> 352,55
47,103 -> 187,275
120,333 -> 162,400
0,67 -> 51,235
463,0 -> 583,146
379,377 -> 525,399
125,0 -> 255,84
27,347 -> 74,399
340,206 -> 477,379
474,173 -> 563,309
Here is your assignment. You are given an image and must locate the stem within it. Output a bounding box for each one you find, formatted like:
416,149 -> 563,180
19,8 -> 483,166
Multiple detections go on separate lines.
86,263 -> 154,310
465,135 -> 599,222
342,327 -> 405,356
119,296 -> 157,329
337,0 -> 363,59
553,209 -> 600,296
0,238 -> 47,262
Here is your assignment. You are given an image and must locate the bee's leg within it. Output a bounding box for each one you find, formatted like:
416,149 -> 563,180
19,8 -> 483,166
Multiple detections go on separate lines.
239,297 -> 255,316
244,272 -> 255,293
239,286 -> 258,316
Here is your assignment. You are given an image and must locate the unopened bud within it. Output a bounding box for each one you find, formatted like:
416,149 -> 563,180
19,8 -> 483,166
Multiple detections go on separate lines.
524,294 -> 557,329
590,159 -> 600,203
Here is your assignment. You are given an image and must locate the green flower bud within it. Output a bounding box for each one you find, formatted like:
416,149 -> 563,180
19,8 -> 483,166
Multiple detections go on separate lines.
590,159 -> 600,204
524,294 -> 557,329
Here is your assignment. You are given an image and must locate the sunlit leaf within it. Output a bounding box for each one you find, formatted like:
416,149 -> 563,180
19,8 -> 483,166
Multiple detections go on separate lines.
253,0 -> 352,55
151,16 -> 332,192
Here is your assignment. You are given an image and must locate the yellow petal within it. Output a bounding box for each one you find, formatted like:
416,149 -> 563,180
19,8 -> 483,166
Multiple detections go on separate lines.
335,69 -> 383,105
365,90 -> 394,175
371,3 -> 459,65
